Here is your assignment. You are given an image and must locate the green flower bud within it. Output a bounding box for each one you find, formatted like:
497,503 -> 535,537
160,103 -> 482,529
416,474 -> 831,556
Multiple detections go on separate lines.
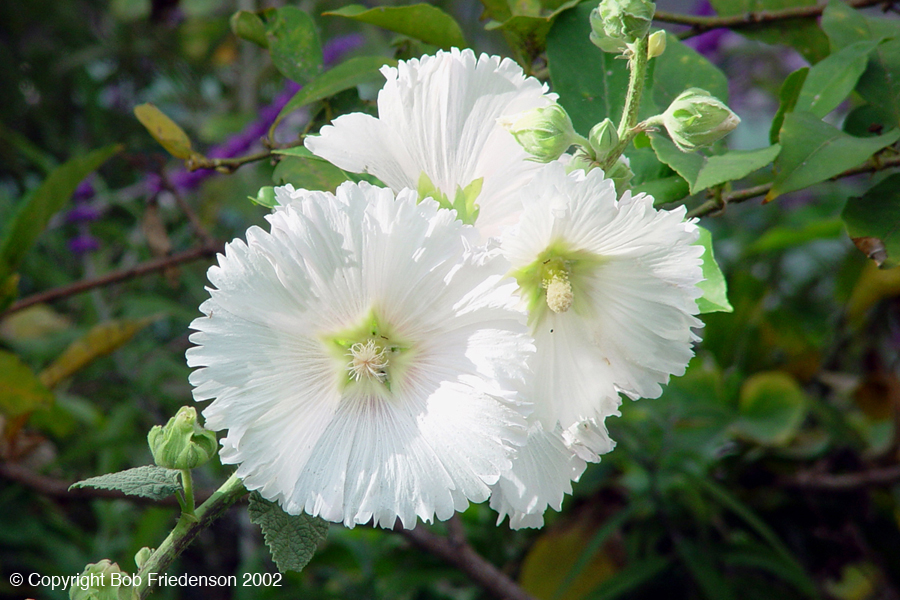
661,88 -> 740,152
148,406 -> 217,470
588,119 -> 619,159
589,0 -> 655,54
499,104 -> 581,163
134,547 -> 153,571
69,560 -> 134,600
647,30 -> 666,59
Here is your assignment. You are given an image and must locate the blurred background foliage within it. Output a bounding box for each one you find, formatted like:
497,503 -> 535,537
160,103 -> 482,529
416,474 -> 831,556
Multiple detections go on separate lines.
2,0 -> 900,599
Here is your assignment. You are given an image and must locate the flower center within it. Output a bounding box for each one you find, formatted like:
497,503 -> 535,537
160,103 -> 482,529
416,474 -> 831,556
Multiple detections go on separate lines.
542,260 -> 573,313
346,339 -> 389,383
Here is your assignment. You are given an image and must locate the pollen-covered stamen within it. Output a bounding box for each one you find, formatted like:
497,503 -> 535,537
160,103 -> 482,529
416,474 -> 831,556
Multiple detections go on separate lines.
542,260 -> 573,313
347,340 -> 389,382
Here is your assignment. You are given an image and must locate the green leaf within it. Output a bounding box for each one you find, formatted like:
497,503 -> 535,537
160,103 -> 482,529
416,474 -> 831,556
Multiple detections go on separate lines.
272,154 -> 351,191
134,103 -> 194,159
248,493 -> 328,573
696,227 -> 733,314
272,56 -> 396,133
547,2 -> 630,134
252,186 -> 278,208
672,537 -> 737,600
769,67 -> 808,144
634,175 -> 690,206
796,40 -> 880,117
709,0 -> 829,63
263,6 -> 322,84
230,10 -> 268,48
649,135 -> 779,195
486,0 -> 580,67
0,350 -> 53,418
38,317 -> 157,389
768,111 -> 899,201
0,145 -> 120,283
737,371 -> 808,446
69,465 -> 182,500
324,4 -> 466,50
747,218 -> 844,254
822,0 -> 900,127
651,35 -> 729,111
842,173 -> 900,268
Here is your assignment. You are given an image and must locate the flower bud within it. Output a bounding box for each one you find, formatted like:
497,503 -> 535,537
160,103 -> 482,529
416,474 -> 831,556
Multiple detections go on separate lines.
499,104 -> 581,163
647,30 -> 666,59
588,119 -> 619,159
148,406 -> 217,470
589,0 -> 655,54
661,88 -> 740,152
69,560 -> 134,600
134,547 -> 153,571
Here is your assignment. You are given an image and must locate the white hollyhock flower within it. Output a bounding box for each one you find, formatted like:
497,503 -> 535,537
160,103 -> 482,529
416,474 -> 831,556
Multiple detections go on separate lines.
187,181 -> 533,529
305,48 -> 555,235
503,162 -> 704,435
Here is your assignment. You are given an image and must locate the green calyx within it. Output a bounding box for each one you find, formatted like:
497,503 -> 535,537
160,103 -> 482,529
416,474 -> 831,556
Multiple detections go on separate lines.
148,406 -> 217,471
69,559 -> 134,600
417,173 -> 482,225
324,309 -> 414,394
590,0 -> 655,55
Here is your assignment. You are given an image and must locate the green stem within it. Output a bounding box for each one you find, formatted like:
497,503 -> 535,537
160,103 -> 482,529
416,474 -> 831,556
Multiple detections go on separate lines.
180,469 -> 195,518
601,36 -> 650,173
134,473 -> 246,599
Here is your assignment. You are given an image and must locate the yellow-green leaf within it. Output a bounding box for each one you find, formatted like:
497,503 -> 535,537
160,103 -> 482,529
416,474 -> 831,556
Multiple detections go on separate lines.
134,103 -> 195,159
324,4 -> 466,50
38,317 -> 157,389
0,350 -> 53,418
737,371 -> 808,446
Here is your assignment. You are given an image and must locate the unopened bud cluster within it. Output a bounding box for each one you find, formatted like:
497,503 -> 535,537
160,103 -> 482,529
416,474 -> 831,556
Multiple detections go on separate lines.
148,406 -> 217,470
500,104 -> 582,163
590,0 -> 655,54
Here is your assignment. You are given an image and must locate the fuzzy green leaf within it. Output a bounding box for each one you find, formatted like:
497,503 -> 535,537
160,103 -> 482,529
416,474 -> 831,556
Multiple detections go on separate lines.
248,493 -> 329,573
70,466 -> 182,500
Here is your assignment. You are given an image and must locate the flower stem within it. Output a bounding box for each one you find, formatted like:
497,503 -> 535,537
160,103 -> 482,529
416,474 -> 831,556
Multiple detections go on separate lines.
134,473 -> 246,599
601,36 -> 650,172
180,469 -> 195,518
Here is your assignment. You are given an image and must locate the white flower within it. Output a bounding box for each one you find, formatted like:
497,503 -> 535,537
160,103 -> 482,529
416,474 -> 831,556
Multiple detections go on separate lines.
305,48 -> 555,236
187,181 -> 533,529
503,162 -> 704,435
490,418 -> 615,529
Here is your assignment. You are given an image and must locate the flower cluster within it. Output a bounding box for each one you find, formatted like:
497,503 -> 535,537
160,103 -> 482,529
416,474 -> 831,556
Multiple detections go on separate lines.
188,48 -> 704,530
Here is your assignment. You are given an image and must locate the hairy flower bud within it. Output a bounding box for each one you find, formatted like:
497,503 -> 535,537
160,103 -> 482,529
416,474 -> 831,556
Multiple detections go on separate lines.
148,406 -> 217,470
69,560 -> 134,600
589,0 -> 655,54
647,30 -> 666,59
588,119 -> 619,159
500,104 -> 581,163
662,88 -> 740,152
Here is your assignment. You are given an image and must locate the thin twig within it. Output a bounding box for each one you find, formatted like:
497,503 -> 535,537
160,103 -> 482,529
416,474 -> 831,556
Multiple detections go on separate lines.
2,242 -> 222,317
686,152 -> 900,219
158,173 -> 215,245
398,520 -> 537,600
786,464 -> 900,490
654,0 -> 890,37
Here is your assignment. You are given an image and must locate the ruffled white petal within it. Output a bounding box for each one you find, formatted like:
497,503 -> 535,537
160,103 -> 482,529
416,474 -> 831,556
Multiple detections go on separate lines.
503,162 -> 704,430
306,48 -> 556,237
188,181 -> 532,528
490,422 -> 590,529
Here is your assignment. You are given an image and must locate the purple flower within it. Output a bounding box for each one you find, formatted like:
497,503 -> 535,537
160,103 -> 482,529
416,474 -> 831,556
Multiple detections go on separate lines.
68,233 -> 100,255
